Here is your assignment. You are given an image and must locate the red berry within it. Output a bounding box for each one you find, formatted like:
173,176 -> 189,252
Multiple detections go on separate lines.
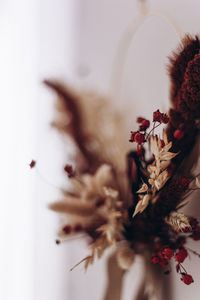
159,258 -> 168,267
158,251 -> 164,258
162,248 -> 174,260
64,164 -> 74,177
161,114 -> 169,124
153,110 -> 162,122
137,117 -> 144,123
142,119 -> 150,128
174,129 -> 184,140
63,225 -> 72,234
152,256 -> 160,264
134,132 -> 145,144
129,131 -> 137,142
182,274 -> 194,285
175,249 -> 188,263
74,223 -> 82,232
29,160 -> 36,168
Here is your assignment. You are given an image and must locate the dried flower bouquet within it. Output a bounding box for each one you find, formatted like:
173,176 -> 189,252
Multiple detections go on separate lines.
44,35 -> 200,288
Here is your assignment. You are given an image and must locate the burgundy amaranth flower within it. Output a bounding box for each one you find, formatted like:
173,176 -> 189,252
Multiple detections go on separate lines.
175,249 -> 188,263
182,274 -> 194,285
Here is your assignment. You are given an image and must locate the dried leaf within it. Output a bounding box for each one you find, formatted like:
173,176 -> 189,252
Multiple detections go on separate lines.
165,212 -> 191,232
136,183 -> 148,193
132,194 -> 151,218
154,170 -> 169,191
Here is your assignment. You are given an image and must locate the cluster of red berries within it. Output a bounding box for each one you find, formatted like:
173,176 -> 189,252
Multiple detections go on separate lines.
152,243 -> 194,284
62,223 -> 83,234
153,110 -> 169,124
129,117 -> 150,145
129,110 -> 169,156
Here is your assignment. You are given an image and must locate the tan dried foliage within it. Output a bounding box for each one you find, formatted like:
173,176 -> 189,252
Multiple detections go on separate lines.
132,130 -> 178,218
165,212 -> 191,232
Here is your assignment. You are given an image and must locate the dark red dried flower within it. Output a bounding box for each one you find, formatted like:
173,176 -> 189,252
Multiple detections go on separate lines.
179,54 -> 200,119
174,129 -> 184,140
64,164 -> 74,177
29,160 -> 36,168
162,248 -> 174,260
161,114 -> 169,124
142,119 -> 150,128
153,110 -> 162,122
63,225 -> 72,234
134,132 -> 145,144
182,274 -> 194,285
152,256 -> 159,264
129,131 -> 137,142
137,117 -> 144,123
175,249 -> 188,263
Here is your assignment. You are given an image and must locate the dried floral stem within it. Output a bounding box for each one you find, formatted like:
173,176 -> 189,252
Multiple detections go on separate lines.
70,256 -> 92,272
186,248 -> 200,258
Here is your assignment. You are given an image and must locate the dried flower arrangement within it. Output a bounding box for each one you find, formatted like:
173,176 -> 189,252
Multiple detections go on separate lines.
42,35 -> 200,290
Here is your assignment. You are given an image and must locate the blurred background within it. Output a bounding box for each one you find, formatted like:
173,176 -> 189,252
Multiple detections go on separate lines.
1,0 -> 200,299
